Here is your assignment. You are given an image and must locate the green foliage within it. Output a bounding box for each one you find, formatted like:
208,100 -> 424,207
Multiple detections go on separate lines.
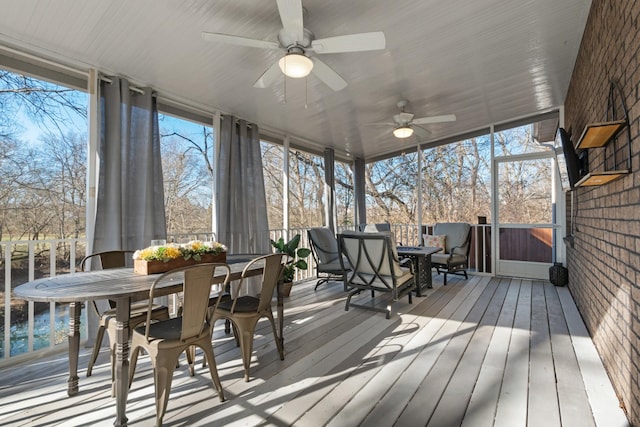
270,234 -> 311,283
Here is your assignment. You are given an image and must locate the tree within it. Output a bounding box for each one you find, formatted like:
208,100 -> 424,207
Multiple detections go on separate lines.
288,150 -> 324,228
365,153 -> 418,224
0,70 -> 88,243
159,128 -> 213,235
261,143 -> 284,229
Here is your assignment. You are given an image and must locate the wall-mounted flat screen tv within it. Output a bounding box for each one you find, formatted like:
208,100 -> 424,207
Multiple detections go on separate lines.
554,127 -> 580,191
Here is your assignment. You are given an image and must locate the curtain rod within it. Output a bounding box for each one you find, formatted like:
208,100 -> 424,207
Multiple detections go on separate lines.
0,44 -> 86,77
99,75 -> 151,96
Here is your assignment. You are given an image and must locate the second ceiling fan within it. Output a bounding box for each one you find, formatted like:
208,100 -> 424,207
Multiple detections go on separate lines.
201,0 -> 385,91
369,100 -> 457,139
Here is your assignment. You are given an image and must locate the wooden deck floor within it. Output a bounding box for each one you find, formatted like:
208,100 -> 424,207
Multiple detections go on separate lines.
0,274 -> 629,427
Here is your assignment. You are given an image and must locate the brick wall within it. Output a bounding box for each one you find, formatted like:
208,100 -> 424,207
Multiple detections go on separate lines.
564,0 -> 640,423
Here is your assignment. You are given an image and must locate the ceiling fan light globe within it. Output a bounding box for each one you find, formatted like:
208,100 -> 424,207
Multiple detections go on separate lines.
278,53 -> 313,78
393,126 -> 414,138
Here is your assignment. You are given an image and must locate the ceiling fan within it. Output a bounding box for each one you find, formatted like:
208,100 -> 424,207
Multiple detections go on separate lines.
201,0 -> 385,91
368,100 -> 457,139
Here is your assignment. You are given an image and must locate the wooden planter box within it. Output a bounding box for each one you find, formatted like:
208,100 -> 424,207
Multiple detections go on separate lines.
134,252 -> 227,275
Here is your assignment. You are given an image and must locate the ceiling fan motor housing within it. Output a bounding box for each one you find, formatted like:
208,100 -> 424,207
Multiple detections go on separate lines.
278,28 -> 314,50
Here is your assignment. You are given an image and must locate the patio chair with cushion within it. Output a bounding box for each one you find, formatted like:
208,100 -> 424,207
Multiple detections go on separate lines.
338,231 -> 414,319
427,222 -> 472,286
128,263 -> 229,426
308,227 -> 351,291
81,251 -> 170,379
209,253 -> 286,382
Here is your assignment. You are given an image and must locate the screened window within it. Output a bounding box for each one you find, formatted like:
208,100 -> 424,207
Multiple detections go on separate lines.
158,113 -> 214,236
288,149 -> 324,228
421,135 -> 492,224
261,140 -> 284,230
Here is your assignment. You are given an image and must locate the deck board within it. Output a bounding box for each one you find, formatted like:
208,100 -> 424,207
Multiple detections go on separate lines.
0,275 -> 628,426
462,277 -> 520,427
528,280 -> 561,426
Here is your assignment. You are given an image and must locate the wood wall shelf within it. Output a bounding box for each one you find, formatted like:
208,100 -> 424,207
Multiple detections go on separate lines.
575,170 -> 630,187
573,82 -> 632,187
575,119 -> 627,149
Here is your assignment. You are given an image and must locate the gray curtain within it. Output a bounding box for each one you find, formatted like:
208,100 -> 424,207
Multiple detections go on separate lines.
216,115 -> 270,254
354,157 -> 366,228
92,77 -> 166,253
324,148 -> 337,233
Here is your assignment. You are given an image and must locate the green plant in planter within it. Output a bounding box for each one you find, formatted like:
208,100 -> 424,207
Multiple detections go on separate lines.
270,234 -> 311,283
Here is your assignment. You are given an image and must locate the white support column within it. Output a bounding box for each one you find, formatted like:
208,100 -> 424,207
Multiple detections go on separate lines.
283,135 -> 290,241
212,111 -> 221,240
417,146 -> 423,244
556,105 -> 567,264
489,124 -> 497,277
86,69 -> 99,258
85,68 -> 100,347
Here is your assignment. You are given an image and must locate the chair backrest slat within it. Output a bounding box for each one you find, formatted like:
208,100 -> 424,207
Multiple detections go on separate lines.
149,263 -> 230,340
80,250 -> 134,312
257,254 -> 286,312
181,265 -> 217,339
81,250 -> 133,271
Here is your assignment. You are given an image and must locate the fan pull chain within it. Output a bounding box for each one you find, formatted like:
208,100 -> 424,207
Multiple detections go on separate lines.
283,74 -> 287,105
305,76 -> 308,109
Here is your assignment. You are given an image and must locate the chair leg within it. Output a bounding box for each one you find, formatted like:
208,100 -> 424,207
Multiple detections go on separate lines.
200,343 -> 225,401
266,312 -> 284,361
154,349 -> 181,427
233,317 -> 260,382
86,325 -> 106,377
314,278 -> 328,290
345,289 -> 361,312
186,346 -> 196,376
128,346 -> 141,390
443,272 -> 448,286
203,320 -> 239,369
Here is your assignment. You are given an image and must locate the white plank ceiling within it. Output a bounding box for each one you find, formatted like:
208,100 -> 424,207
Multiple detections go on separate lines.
0,0 -> 592,160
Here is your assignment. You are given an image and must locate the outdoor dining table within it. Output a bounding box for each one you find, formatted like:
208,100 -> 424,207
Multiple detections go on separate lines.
12,254 -> 274,427
396,246 -> 442,296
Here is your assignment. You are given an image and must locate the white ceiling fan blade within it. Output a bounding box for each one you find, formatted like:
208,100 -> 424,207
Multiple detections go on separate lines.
276,0 -> 304,42
413,125 -> 430,138
364,122 -> 396,127
310,57 -> 347,91
253,61 -> 282,88
311,32 -> 386,54
201,32 -> 280,50
412,114 -> 457,125
394,112 -> 414,124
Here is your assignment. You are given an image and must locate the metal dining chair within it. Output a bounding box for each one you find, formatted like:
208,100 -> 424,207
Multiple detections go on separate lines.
81,251 -> 170,379
209,253 -> 286,382
128,263 -> 229,426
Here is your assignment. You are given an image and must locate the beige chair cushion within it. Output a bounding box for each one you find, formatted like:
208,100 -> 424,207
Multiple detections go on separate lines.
431,253 -> 468,265
308,227 -> 340,264
433,223 -> 471,254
